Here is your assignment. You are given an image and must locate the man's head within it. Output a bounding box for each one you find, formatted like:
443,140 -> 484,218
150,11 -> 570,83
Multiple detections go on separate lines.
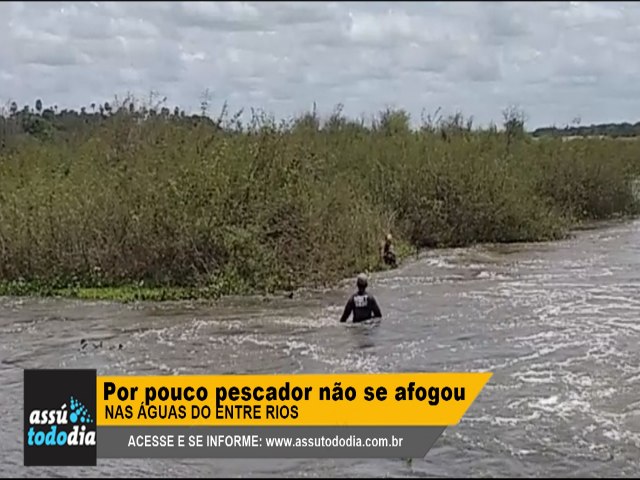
356,273 -> 368,292
386,233 -> 393,242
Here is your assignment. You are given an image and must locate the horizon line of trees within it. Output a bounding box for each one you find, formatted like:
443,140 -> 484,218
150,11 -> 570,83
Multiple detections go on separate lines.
2,94 -> 639,144
0,95 -> 531,145
531,122 -> 640,138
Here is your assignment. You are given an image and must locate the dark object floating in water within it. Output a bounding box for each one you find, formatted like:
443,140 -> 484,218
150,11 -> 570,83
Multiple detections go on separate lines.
79,339 -> 122,351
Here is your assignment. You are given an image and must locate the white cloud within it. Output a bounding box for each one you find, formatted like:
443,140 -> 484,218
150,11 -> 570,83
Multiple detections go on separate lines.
2,1 -> 640,128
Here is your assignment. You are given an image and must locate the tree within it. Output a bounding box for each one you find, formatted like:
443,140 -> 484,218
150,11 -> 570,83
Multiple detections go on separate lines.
502,105 -> 526,137
35,99 -> 43,114
42,108 -> 55,121
9,101 -> 18,116
293,109 -> 320,132
502,105 -> 527,150
200,88 -> 212,117
376,107 -> 411,136
323,103 -> 346,132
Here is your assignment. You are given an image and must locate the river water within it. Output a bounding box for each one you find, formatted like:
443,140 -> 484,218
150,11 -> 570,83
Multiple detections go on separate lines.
1,219 -> 639,477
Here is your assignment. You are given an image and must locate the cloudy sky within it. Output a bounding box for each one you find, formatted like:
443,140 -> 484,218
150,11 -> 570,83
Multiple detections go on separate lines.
1,1 -> 639,128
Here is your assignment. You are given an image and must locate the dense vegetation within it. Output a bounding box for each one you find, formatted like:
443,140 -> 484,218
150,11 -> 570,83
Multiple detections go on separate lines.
1,97 -> 639,300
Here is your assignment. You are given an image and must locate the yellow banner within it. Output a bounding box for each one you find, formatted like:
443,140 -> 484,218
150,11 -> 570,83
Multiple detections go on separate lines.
97,373 -> 491,427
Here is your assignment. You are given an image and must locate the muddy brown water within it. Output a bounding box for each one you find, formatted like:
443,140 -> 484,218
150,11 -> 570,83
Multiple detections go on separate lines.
1,219 -> 639,477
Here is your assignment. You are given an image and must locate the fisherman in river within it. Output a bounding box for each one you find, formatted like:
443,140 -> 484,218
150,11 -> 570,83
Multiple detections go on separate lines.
382,233 -> 397,268
339,273 -> 382,323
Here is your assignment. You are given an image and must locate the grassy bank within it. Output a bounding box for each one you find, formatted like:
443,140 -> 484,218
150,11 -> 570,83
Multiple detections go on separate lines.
1,101 -> 639,301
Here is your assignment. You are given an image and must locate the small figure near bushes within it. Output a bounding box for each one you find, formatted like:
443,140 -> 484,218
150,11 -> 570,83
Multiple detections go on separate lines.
382,233 -> 398,268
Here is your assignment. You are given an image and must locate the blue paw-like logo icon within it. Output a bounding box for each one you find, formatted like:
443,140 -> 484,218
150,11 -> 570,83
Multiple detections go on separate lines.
69,396 -> 93,424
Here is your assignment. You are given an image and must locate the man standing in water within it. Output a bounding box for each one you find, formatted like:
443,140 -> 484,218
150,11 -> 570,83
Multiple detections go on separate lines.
339,273 -> 382,323
382,233 -> 397,268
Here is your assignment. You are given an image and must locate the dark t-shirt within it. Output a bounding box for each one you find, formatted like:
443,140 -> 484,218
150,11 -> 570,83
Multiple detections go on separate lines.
339,292 -> 382,323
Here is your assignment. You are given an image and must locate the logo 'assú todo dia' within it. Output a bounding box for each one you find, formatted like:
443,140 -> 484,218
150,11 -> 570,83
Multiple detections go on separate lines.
24,369 -> 97,466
